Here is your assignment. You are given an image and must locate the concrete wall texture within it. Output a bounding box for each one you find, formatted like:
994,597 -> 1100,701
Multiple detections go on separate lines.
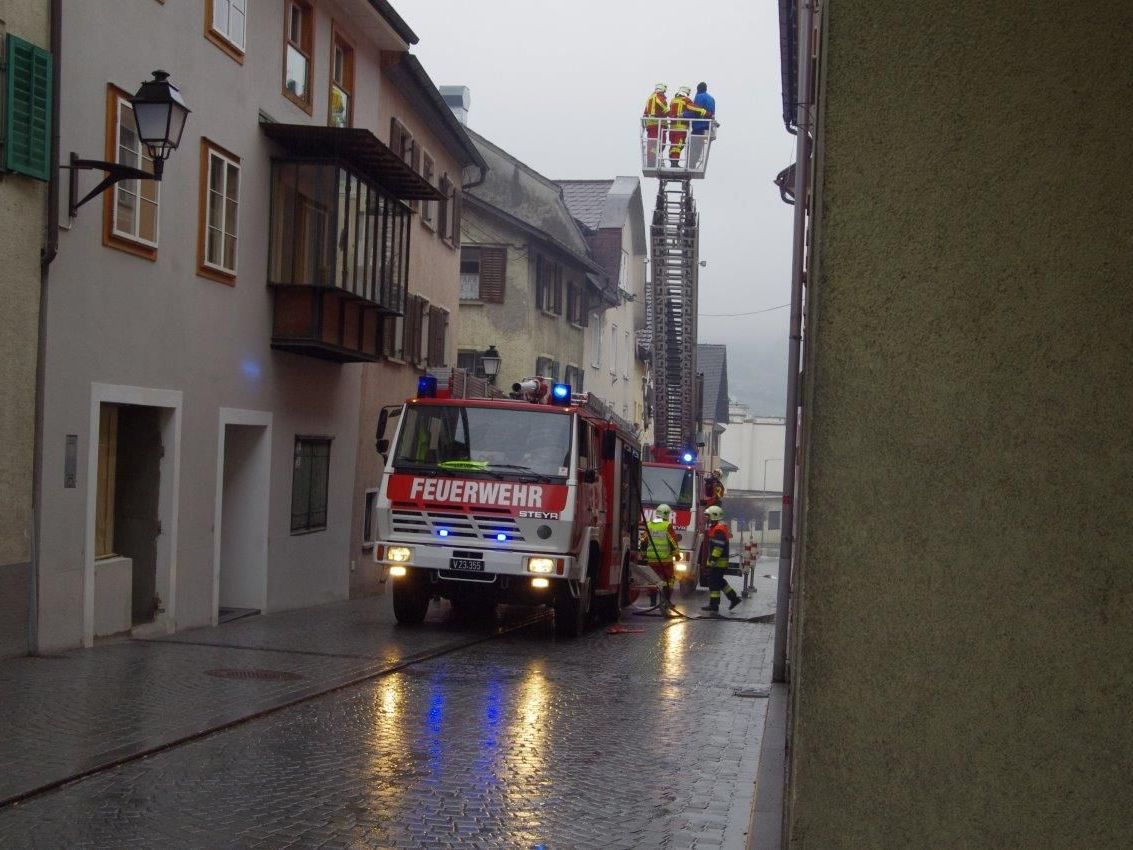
0,0 -> 50,657
788,2 -> 1133,847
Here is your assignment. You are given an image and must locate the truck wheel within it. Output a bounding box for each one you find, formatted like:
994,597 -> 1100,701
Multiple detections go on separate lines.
392,573 -> 430,624
554,580 -> 591,639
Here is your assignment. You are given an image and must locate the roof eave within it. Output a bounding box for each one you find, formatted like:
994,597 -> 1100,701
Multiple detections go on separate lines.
366,0 -> 419,45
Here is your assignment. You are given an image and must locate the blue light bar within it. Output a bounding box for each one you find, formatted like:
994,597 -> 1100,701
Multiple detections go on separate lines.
496,533 -> 507,542
682,451 -> 695,463
437,528 -> 449,537
417,375 -> 438,398
551,383 -> 571,405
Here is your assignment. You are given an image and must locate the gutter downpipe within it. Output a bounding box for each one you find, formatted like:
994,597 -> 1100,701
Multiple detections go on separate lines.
31,0 -> 63,652
772,0 -> 815,684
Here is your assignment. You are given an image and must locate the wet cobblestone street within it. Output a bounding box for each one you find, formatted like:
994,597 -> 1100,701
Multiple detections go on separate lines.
0,591 -> 772,849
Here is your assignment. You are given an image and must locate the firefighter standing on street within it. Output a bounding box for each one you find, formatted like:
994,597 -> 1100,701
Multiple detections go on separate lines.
668,85 -> 708,167
641,503 -> 680,609
643,83 -> 669,168
702,505 -> 743,613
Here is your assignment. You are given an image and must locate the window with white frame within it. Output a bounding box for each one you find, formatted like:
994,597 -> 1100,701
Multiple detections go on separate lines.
619,250 -> 629,288
610,322 -> 618,374
209,0 -> 247,55
199,140 -> 240,279
623,329 -> 630,379
108,87 -> 159,251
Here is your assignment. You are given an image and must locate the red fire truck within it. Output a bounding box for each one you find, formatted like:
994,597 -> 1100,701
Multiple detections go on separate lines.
640,456 -> 705,593
373,370 -> 642,638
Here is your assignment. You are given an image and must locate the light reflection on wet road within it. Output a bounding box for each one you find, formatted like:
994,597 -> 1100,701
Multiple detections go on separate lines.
0,609 -> 772,849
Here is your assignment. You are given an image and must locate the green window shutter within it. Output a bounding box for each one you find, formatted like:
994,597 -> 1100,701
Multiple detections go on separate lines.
4,34 -> 53,181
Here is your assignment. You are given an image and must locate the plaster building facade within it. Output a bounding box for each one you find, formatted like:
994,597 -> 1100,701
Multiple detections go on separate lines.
721,400 -> 785,494
455,128 -> 607,396
768,1 -> 1133,847
695,343 -> 729,472
34,0 -> 474,651
0,1 -> 51,657
557,178 -> 650,433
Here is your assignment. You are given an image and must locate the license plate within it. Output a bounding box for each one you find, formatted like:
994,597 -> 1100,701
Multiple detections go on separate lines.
449,557 -> 484,572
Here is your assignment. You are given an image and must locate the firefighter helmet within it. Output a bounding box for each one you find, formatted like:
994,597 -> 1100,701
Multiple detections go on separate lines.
655,503 -> 672,520
654,82 -> 667,93
676,85 -> 691,97
705,505 -> 723,521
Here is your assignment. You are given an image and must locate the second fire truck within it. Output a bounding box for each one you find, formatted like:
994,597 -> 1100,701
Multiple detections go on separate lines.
373,370 -> 642,638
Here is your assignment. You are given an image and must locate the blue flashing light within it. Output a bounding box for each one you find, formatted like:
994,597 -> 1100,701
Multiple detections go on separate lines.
417,375 -> 438,398
682,451 -> 696,464
496,532 -> 507,542
437,528 -> 449,537
551,383 -> 571,405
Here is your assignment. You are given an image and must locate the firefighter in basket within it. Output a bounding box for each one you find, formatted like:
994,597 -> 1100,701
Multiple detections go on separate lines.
640,503 -> 681,610
702,505 -> 743,613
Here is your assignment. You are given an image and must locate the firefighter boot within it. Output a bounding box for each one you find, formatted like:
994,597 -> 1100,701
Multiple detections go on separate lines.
726,587 -> 743,611
701,593 -> 720,614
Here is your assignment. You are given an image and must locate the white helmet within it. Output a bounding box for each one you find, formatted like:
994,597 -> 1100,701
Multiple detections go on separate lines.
654,82 -> 667,93
655,503 -> 672,520
676,85 -> 691,97
705,505 -> 723,521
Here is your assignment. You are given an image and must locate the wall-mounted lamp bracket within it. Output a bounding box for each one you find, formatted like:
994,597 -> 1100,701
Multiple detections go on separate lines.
64,152 -> 159,219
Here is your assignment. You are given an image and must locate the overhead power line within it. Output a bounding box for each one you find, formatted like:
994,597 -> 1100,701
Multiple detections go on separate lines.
699,303 -> 791,317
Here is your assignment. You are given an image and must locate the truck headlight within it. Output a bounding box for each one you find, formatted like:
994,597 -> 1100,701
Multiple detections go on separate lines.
674,561 -> 689,573
527,557 -> 555,574
387,546 -> 413,563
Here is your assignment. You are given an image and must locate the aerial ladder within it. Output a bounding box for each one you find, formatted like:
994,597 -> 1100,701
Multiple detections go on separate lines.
637,112 -> 720,595
640,114 -> 716,459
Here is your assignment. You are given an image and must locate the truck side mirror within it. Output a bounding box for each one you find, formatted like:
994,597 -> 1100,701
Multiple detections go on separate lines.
377,438 -> 390,457
375,405 -> 401,459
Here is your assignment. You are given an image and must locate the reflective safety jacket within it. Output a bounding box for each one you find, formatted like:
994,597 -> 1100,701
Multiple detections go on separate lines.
668,95 -> 707,131
643,92 -> 669,127
641,518 -> 679,562
707,521 -> 731,567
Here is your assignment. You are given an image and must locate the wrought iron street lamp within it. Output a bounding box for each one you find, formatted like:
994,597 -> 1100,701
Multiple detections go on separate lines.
480,345 -> 502,384
68,70 -> 191,217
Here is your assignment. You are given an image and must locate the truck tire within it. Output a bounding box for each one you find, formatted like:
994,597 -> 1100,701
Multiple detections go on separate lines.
392,573 -> 430,624
554,580 -> 591,639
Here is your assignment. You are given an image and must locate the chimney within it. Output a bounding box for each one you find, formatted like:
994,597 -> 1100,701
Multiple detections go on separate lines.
439,85 -> 471,125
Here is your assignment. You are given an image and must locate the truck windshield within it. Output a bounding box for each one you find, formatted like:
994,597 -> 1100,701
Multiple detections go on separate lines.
642,466 -> 694,508
393,405 -> 572,479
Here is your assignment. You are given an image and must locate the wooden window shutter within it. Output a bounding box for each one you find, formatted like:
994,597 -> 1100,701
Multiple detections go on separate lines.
479,247 -> 506,303
4,34 -> 53,181
428,306 -> 447,366
451,190 -> 462,246
553,265 -> 563,314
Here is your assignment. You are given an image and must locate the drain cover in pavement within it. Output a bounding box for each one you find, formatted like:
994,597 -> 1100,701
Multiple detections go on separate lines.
732,685 -> 771,698
205,668 -> 305,681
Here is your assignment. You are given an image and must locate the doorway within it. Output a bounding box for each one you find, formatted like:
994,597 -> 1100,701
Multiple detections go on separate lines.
96,403 -> 166,627
214,410 -> 272,624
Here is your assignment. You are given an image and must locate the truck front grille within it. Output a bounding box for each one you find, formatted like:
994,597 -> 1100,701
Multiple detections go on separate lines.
390,506 -> 526,543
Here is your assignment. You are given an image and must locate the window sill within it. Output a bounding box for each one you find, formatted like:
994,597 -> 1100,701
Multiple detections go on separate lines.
198,265 -> 236,286
290,526 -> 327,536
569,320 -> 585,329
420,217 -> 436,232
282,88 -> 314,116
205,29 -> 246,65
104,231 -> 157,262
459,299 -> 485,306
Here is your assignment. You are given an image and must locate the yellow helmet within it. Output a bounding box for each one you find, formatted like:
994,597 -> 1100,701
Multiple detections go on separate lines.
655,504 -> 672,520
654,82 -> 667,93
676,85 -> 691,97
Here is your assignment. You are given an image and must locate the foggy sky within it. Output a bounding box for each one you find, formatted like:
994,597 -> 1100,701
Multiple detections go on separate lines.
395,0 -> 794,415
